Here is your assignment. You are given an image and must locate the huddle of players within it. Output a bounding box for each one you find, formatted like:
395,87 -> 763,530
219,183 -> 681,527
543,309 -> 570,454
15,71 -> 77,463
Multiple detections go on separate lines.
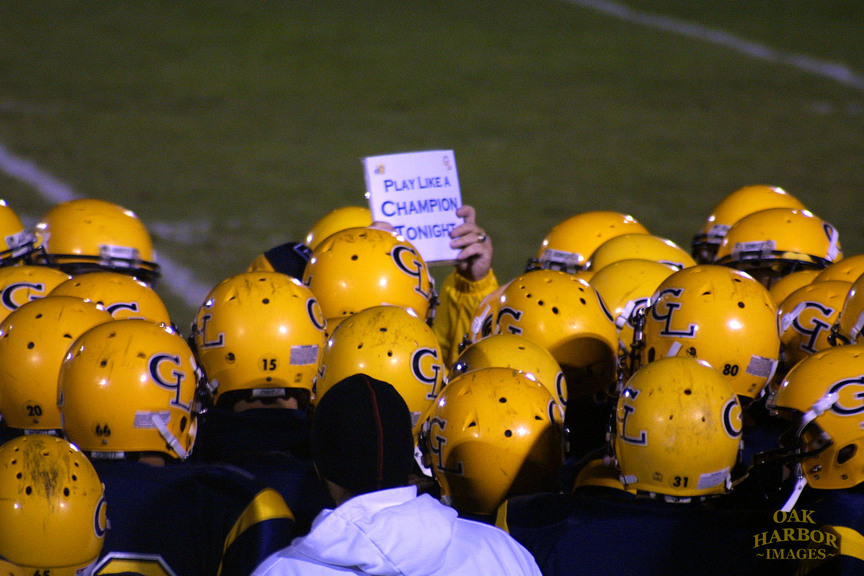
1,186 -> 864,575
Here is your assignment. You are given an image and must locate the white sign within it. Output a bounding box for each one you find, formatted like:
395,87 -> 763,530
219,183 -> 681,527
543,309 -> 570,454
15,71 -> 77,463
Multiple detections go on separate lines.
363,150 -> 462,265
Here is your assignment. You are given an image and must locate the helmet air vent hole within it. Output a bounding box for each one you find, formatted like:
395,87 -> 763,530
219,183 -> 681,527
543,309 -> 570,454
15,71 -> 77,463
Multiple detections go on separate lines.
580,298 -> 586,305
538,300 -> 544,306
27,342 -> 35,349
837,444 -> 856,465
262,298 -> 270,305
499,397 -> 507,403
702,291 -> 711,296
16,472 -> 22,479
504,430 -> 513,437
684,389 -> 692,395
180,416 -> 188,432
63,333 -> 73,339
379,327 -> 387,333
100,359 -> 108,367
25,486 -> 31,495
387,351 -> 393,357
738,301 -> 745,308
351,255 -> 359,261
35,313 -> 43,319
63,488 -> 70,497
356,343 -> 363,350
71,474 -> 77,481
467,421 -> 477,428
552,306 -> 560,314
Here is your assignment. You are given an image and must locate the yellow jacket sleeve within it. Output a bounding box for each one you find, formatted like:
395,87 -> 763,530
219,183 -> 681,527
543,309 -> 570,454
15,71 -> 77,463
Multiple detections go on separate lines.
432,270 -> 499,368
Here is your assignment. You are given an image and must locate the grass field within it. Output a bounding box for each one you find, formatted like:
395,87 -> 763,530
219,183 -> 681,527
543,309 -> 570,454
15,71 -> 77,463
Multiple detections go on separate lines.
1,0 -> 862,327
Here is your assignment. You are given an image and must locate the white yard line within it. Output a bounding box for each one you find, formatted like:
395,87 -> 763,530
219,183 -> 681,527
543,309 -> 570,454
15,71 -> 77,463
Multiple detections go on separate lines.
567,0 -> 864,91
0,143 -> 211,309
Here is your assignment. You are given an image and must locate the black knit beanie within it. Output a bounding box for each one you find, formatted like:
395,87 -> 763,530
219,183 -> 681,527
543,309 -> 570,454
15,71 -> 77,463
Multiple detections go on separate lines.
311,373 -> 414,495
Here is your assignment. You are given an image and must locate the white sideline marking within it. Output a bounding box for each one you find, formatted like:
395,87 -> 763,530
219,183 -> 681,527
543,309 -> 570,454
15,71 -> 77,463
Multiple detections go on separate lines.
567,0 -> 864,91
0,142 -> 211,310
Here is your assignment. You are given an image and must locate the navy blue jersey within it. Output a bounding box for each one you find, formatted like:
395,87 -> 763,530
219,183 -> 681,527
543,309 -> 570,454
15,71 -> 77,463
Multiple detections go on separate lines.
90,458 -> 294,576
497,487 -> 809,576
191,407 -> 330,535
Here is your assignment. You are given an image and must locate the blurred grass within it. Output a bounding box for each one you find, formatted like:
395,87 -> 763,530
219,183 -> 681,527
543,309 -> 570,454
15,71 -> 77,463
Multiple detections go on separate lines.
0,0 -> 862,327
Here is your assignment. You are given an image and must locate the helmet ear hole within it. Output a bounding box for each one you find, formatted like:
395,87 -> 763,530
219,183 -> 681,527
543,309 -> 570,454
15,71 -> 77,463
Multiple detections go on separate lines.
837,444 -> 856,465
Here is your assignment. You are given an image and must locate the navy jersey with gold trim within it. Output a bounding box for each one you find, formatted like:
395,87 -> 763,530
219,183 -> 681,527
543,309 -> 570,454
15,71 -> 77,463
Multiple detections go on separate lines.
91,458 -> 294,576
497,487 -> 802,576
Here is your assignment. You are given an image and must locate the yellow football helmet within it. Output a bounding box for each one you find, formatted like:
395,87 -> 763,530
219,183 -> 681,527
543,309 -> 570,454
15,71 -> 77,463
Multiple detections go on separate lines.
587,234 -> 695,272
530,211 -> 650,273
423,367 -> 565,515
715,208 -> 842,288
833,272 -> 864,346
450,333 -> 567,412
316,305 -> 445,425
0,264 -> 71,324
495,269 -> 618,399
303,227 -> 436,327
48,270 -> 172,325
588,258 -> 678,361
304,206 -> 373,251
58,319 -> 203,460
813,253 -> 864,284
190,271 -> 326,406
0,435 -> 107,576
614,357 -> 743,499
636,265 -> 780,401
691,185 -> 807,264
463,282 -> 509,347
0,296 -> 113,431
33,198 -> 161,284
767,344 -> 864,493
777,280 -> 851,372
0,200 -> 39,266
768,269 -> 821,308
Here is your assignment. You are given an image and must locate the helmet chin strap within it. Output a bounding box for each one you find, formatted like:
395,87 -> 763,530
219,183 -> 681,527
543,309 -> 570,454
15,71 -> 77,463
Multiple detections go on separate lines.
150,412 -> 189,460
780,391 -> 838,513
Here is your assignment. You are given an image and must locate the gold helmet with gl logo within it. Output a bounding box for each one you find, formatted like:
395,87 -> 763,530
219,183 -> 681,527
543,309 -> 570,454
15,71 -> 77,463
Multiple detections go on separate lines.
0,265 -> 71,324
190,271 -> 326,406
58,319 -> 203,460
495,269 -> 618,399
316,305 -> 445,425
767,344 -> 864,494
303,227 -> 436,328
0,296 -> 113,431
422,367 -> 565,515
49,270 -> 172,325
614,357 -> 743,499
636,265 -> 780,401
0,435 -> 107,576
777,280 -> 851,371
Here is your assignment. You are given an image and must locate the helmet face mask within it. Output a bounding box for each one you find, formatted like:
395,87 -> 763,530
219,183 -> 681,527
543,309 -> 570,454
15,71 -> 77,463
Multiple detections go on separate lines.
34,198 -> 161,285
691,185 -> 807,265
766,345 -> 864,493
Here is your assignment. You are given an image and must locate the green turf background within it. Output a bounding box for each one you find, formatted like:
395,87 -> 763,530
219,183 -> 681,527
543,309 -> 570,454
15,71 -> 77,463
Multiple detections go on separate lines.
1,1 -> 862,327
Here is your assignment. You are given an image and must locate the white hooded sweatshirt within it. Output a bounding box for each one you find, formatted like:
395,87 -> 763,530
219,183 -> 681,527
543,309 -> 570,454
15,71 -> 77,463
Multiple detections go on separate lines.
252,486 -> 542,576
